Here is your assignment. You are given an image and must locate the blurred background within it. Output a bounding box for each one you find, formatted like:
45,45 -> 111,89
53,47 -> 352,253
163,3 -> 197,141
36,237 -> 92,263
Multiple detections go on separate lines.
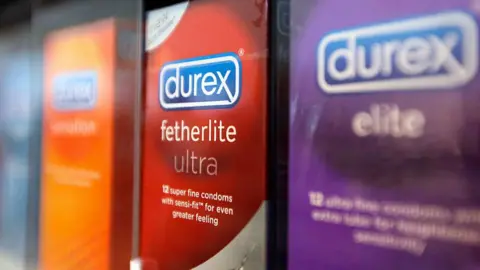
0,0 -> 142,269
3,0 -> 480,270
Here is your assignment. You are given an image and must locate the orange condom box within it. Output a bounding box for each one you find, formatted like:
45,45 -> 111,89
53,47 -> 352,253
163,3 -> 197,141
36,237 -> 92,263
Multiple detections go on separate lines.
40,18 -> 136,270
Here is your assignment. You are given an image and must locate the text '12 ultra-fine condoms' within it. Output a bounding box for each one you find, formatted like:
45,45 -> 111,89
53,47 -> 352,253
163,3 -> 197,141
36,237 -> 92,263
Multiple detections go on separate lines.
290,2 -> 480,269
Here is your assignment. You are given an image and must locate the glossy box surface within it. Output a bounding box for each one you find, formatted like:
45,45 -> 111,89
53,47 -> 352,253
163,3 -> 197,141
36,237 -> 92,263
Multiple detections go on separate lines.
289,1 -> 480,269
141,0 -> 267,269
41,19 -> 135,270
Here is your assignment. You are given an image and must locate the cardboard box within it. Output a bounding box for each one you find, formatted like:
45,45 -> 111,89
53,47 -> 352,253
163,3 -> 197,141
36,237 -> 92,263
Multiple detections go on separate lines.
40,18 -> 136,270
141,0 -> 267,269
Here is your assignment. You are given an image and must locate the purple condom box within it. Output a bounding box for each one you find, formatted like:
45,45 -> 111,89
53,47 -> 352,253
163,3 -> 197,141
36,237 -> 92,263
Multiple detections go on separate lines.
289,0 -> 480,269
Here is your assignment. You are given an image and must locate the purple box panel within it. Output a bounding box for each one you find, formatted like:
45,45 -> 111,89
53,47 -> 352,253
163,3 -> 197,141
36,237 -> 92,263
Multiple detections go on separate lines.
289,1 -> 480,269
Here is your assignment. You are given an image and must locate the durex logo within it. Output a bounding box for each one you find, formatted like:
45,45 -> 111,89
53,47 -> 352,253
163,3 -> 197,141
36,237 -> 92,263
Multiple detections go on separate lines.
53,71 -> 98,111
159,52 -> 241,110
318,11 -> 479,94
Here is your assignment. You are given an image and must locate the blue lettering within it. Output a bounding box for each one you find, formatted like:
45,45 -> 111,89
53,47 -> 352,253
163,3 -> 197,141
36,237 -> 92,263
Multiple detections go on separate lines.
159,53 -> 241,110
317,11 -> 478,93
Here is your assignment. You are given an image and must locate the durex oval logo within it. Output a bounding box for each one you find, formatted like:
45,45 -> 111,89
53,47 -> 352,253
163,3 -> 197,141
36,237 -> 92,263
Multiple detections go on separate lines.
52,71 -> 98,111
317,11 -> 479,94
159,52 -> 242,110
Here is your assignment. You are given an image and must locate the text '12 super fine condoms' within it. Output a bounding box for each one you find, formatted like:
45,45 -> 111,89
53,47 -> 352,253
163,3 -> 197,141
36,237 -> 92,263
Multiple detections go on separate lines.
141,0 -> 267,269
289,1 -> 480,269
